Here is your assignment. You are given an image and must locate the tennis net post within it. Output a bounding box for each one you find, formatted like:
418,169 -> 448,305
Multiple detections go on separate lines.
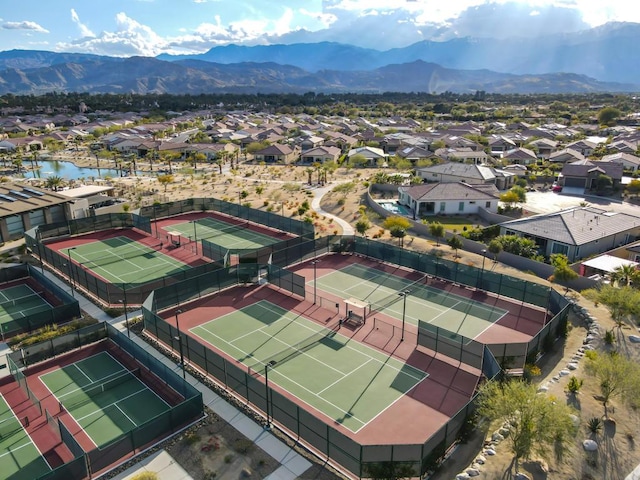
368,274 -> 428,316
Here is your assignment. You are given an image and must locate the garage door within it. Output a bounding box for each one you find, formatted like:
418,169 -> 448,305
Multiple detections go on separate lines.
564,177 -> 587,188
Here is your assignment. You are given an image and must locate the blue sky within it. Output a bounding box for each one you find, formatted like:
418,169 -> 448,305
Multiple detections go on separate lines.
0,0 -> 635,56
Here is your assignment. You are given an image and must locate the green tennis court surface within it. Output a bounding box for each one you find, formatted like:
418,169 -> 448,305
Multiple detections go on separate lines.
315,264 -> 508,341
190,300 -> 427,433
0,284 -> 51,326
0,393 -> 50,479
166,217 -> 280,250
61,236 -> 190,285
39,352 -> 171,448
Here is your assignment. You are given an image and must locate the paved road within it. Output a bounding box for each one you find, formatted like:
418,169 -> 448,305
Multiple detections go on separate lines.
525,191 -> 640,216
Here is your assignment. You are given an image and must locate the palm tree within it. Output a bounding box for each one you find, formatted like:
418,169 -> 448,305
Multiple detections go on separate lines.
611,264 -> 639,287
45,175 -> 64,192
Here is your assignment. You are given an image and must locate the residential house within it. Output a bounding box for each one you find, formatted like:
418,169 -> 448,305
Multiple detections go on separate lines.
528,138 -> 558,159
558,160 -> 623,191
415,162 -> 517,188
549,148 -> 586,164
299,135 -> 325,152
398,182 -> 499,218
299,146 -> 341,164
347,146 -> 388,166
488,135 -> 517,156
566,139 -> 598,157
599,152 -> 640,172
499,206 -> 640,262
253,144 -> 299,164
396,146 -> 433,164
0,137 -> 44,152
434,148 -> 490,164
502,147 -> 538,166
609,140 -> 638,155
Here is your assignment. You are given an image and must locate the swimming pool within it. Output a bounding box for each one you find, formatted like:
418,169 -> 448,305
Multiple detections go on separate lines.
378,201 -> 412,216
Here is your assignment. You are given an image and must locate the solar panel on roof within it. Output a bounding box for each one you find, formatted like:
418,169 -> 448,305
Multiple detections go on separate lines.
10,190 -> 30,199
23,188 -> 45,196
0,194 -> 14,202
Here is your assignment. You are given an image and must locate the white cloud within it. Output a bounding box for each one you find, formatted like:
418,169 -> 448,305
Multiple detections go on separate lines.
299,8 -> 338,27
2,21 -> 49,33
70,9 -> 95,38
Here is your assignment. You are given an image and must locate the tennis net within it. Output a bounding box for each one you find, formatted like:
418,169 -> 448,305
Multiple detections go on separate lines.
59,368 -> 140,411
368,274 -> 428,315
252,320 -> 340,370
0,417 -> 22,439
0,292 -> 45,309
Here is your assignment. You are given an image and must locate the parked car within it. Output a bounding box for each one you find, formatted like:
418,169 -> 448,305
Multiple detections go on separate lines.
552,184 -> 562,192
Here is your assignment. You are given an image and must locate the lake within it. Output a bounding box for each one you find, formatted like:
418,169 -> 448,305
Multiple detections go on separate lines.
24,160 -> 141,180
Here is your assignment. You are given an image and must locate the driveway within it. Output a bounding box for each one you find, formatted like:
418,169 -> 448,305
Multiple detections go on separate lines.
524,191 -> 640,216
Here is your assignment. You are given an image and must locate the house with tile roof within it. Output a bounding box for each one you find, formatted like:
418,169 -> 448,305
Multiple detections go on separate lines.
299,146 -> 341,164
558,159 -> 623,191
253,144 -> 300,164
599,152 -> 640,172
416,162 -> 516,190
398,182 -> 499,218
499,206 -> 640,262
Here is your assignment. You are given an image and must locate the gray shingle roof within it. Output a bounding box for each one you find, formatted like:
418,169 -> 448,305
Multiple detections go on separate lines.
417,162 -> 495,180
500,207 -> 640,246
400,182 -> 499,201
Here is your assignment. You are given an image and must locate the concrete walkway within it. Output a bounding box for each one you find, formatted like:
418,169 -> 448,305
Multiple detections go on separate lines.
34,269 -> 312,480
311,184 -> 354,235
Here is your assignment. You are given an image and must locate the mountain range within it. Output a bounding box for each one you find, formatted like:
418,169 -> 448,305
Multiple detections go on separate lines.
1,22 -> 639,95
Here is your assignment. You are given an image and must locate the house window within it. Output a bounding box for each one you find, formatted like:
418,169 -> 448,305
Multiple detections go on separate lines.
551,242 -> 569,256
440,202 -> 445,212
469,201 -> 476,205
458,202 -> 464,212
485,201 -> 491,208
432,173 -> 438,177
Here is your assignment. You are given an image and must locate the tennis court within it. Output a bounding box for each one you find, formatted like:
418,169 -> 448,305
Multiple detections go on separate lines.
165,217 -> 281,250
190,300 -> 428,433
0,284 -> 52,328
0,393 -> 50,479
61,236 -> 191,285
315,264 -> 508,341
39,351 -> 171,448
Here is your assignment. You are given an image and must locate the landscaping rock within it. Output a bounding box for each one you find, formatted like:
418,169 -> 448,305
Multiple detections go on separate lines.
456,474 -> 470,480
629,335 -> 640,343
484,448 -> 496,456
583,439 -> 598,451
537,385 -> 549,393
559,369 -> 570,376
241,467 -> 252,477
515,473 -> 531,480
498,427 -> 510,437
475,455 -> 486,465
569,414 -> 580,428
492,432 -> 504,442
567,362 -> 579,370
466,468 -> 480,477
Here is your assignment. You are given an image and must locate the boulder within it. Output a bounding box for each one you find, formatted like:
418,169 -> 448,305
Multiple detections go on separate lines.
537,385 -> 549,393
629,335 -> 640,344
241,468 -> 252,477
466,468 -> 480,477
475,455 -> 486,465
569,414 -> 580,428
456,474 -> 470,480
492,432 -> 504,442
559,369 -> 570,376
567,362 -> 579,370
484,448 -> 496,456
583,439 -> 598,451
498,427 -> 510,437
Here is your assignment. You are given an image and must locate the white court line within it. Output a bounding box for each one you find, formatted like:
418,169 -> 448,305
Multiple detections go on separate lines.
73,363 -> 93,385
0,393 -> 52,469
114,403 -> 136,427
103,351 -> 171,408
74,388 -> 149,424
316,359 -> 371,396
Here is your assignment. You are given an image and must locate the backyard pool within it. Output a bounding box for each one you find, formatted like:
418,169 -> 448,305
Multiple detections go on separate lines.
378,201 -> 412,217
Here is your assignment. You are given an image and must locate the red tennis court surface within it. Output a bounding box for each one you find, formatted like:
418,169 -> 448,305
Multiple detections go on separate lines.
289,254 -> 550,345
16,340 -> 185,478
154,284 -> 481,445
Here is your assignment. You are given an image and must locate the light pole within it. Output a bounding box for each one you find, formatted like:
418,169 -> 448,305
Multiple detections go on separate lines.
264,360 -> 277,428
191,220 -> 198,255
67,247 -> 77,296
174,309 -> 185,379
398,290 -> 410,341
479,249 -> 487,289
311,260 -> 320,304
118,290 -> 130,338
